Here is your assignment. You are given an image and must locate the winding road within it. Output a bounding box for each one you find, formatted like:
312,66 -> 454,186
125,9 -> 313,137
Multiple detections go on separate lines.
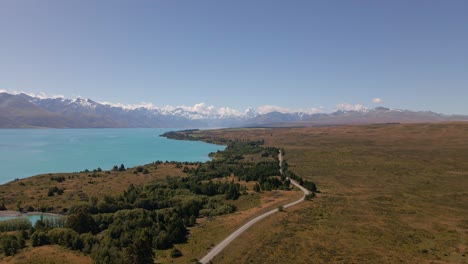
199,151 -> 310,264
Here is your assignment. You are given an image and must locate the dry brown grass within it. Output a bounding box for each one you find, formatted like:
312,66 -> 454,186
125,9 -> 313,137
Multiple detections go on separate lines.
156,189 -> 303,263
193,123 -> 468,264
0,163 -> 187,213
1,245 -> 92,264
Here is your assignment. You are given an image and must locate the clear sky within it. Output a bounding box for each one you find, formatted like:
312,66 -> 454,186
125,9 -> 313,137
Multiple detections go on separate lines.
1,0 -> 467,114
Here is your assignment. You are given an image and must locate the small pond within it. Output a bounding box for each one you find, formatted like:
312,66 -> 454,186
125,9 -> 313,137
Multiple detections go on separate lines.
0,213 -> 64,225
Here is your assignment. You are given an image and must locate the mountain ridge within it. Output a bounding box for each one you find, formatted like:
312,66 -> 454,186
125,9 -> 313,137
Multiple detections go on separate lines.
1,92 -> 467,128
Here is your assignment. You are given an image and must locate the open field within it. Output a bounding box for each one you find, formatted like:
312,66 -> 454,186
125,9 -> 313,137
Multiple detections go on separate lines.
189,123 -> 468,263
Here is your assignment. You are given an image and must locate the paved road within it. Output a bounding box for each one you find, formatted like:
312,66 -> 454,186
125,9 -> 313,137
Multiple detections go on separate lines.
199,151 -> 310,264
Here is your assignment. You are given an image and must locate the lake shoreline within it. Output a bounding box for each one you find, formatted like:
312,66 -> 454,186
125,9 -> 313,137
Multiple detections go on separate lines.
0,210 -> 63,217
0,128 -> 224,185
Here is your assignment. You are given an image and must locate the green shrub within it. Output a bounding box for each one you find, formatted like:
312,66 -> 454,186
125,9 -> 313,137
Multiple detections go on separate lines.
67,208 -> 98,234
0,218 -> 32,232
80,233 -> 98,254
0,235 -> 21,256
48,186 -> 64,196
47,228 -> 81,250
50,176 -> 66,182
305,193 -> 316,200
170,247 -> 183,258
31,231 -> 49,247
209,204 -> 236,216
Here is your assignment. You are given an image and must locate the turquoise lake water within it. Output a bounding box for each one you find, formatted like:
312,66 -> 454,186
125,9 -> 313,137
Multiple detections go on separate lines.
0,214 -> 64,224
0,128 -> 224,184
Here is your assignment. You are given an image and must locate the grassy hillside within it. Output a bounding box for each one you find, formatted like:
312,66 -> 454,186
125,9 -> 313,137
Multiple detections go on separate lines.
0,163 -> 187,213
188,123 -> 468,263
1,245 -> 92,264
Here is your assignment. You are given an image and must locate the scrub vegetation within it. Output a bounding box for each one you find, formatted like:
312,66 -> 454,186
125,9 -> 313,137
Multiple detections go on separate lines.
196,123 -> 468,264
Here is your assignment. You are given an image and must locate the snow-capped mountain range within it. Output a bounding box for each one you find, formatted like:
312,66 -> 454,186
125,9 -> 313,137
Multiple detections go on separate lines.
0,92 -> 467,128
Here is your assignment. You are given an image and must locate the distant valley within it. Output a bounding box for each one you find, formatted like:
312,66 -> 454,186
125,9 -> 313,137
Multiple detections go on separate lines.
1,92 -> 467,128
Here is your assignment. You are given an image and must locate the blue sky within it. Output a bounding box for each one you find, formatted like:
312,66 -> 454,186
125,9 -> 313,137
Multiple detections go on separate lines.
1,0 -> 467,114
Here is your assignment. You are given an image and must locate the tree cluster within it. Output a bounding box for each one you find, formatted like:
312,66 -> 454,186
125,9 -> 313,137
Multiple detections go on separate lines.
47,186 -> 64,197
283,165 -> 318,193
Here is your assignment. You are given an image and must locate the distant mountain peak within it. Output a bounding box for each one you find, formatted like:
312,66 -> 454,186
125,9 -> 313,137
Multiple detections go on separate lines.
243,107 -> 258,118
373,106 -> 391,111
65,97 -> 95,109
1,92 -> 467,128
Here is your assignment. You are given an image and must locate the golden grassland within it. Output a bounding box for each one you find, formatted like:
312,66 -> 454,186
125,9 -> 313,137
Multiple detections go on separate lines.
1,245 -> 92,264
0,163 -> 187,213
191,123 -> 468,263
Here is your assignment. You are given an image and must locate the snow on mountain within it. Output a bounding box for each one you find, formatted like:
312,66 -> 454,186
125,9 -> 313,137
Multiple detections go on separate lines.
1,91 -> 467,128
72,98 -> 97,108
242,107 -> 258,118
7,91 -> 305,120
